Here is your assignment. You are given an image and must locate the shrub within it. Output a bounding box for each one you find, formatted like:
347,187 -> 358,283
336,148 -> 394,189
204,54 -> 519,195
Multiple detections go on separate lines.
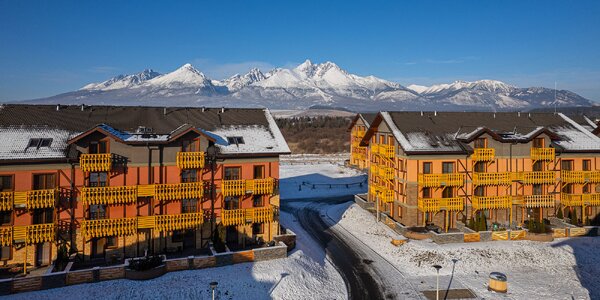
556,206 -> 563,219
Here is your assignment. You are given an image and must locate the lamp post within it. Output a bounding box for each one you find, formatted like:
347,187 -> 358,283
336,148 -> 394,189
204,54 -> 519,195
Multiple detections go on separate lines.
376,194 -> 380,222
433,264 -> 442,300
206,145 -> 218,241
210,281 -> 218,300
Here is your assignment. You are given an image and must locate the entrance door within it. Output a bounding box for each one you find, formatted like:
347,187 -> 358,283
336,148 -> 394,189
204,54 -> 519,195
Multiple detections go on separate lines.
183,230 -> 195,250
226,226 -> 238,246
35,242 -> 50,266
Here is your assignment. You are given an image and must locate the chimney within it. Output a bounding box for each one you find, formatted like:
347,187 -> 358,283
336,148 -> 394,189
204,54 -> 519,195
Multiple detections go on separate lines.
493,113 -> 496,119
56,105 -> 60,111
163,107 -> 167,115
420,111 -> 423,116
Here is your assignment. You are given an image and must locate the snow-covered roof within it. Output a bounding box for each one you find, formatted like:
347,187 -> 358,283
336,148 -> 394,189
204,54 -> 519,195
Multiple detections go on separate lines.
367,111 -> 600,154
0,105 -> 290,161
0,126 -> 72,161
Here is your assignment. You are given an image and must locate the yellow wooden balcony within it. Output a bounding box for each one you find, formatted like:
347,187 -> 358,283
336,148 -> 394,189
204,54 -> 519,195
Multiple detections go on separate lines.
512,171 -> 556,184
155,212 -> 205,232
153,182 -> 204,201
472,172 -> 512,186
222,178 -> 275,197
176,152 -> 205,169
561,170 -> 600,184
0,227 -> 12,246
472,148 -> 495,161
562,193 -> 600,207
81,217 -> 137,238
471,195 -> 511,210
221,206 -> 275,226
12,224 -> 55,245
80,153 -> 112,172
378,165 -> 394,181
22,189 -> 57,209
0,192 -> 12,211
372,144 -> 394,159
530,147 -> 555,161
519,195 -> 555,208
418,197 -> 464,212
418,173 -> 465,187
81,186 -> 137,205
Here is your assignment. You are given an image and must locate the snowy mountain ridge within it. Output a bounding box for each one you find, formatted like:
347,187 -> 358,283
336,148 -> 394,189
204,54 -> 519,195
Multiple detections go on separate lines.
28,60 -> 593,111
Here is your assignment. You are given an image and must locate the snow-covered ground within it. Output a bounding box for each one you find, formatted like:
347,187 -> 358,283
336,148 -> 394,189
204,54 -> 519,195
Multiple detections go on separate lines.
280,155 -> 367,200
328,202 -> 600,300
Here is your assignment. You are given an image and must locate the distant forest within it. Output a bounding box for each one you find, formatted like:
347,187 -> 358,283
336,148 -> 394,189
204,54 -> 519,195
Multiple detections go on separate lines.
276,116 -> 352,154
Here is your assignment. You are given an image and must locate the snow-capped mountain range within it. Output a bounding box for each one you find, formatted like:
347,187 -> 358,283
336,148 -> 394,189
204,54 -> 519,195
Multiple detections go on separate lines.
24,60 -> 593,111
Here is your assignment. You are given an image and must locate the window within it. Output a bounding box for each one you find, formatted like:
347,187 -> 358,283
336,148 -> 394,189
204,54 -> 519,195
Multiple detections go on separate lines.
33,208 -> 53,224
88,172 -> 107,187
89,141 -> 108,154
474,186 -> 485,196
182,198 -> 197,213
253,195 -> 263,207
106,236 -> 117,248
0,176 -> 13,192
422,187 -> 431,198
533,184 -> 543,195
0,247 -> 10,261
561,160 -> 574,171
90,205 -> 106,220
474,162 -> 485,173
533,161 -> 544,172
583,160 -> 591,171
181,170 -> 197,183
253,165 -> 265,179
252,223 -> 263,235
583,184 -> 591,194
33,173 -> 55,190
0,212 -> 11,225
27,138 -> 52,149
224,167 -> 241,180
224,197 -> 239,210
474,138 -> 487,149
226,137 -> 244,145
182,140 -> 197,152
422,162 -> 432,174
533,138 -> 545,148
442,187 -> 454,198
562,183 -> 573,194
442,162 -> 455,174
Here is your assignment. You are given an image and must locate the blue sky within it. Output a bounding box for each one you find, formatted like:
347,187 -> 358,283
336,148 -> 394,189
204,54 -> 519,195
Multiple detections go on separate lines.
1,0 -> 599,101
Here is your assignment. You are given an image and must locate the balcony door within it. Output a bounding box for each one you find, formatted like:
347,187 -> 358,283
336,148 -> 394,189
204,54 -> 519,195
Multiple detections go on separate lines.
224,167 -> 241,181
253,165 -> 265,179
32,174 -> 55,225
182,139 -> 198,152
89,140 -> 108,154
442,162 -> 455,174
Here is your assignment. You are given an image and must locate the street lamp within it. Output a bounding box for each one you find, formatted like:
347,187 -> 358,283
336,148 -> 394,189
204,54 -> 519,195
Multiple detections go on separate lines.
432,264 -> 442,300
206,145 -> 218,241
209,281 -> 218,300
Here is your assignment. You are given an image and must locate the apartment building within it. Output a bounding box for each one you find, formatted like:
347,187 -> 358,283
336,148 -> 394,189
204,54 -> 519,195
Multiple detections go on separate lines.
348,113 -> 376,169
0,105 -> 289,271
359,111 -> 600,231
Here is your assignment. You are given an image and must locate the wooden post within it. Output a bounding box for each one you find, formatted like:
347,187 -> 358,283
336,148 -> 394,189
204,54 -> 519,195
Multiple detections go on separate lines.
23,244 -> 27,275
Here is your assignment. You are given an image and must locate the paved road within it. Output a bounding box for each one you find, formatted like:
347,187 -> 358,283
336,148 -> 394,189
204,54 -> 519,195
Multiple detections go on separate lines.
283,196 -> 421,300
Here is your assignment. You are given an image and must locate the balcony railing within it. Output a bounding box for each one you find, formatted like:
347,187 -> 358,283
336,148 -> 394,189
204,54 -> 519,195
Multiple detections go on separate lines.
154,182 -> 204,201
222,178 -> 276,197
417,197 -> 464,212
519,195 -> 555,208
512,171 -> 556,184
472,148 -> 495,161
530,147 -> 555,161
0,227 -> 11,246
372,144 -> 394,159
155,212 -> 205,232
0,192 -> 12,211
472,172 -> 512,186
176,152 -> 205,169
471,195 -> 511,210
81,218 -> 137,238
81,186 -> 137,205
561,170 -> 600,184
418,173 -> 465,187
562,193 -> 600,207
80,153 -> 112,172
11,224 -> 55,245
221,206 -> 275,226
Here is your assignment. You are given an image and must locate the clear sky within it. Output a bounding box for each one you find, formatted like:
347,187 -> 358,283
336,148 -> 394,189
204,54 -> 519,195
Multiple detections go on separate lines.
1,0 -> 600,101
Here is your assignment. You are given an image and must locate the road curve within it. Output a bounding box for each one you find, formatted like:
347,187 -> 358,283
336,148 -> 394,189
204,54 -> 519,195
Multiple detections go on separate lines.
283,196 -> 420,300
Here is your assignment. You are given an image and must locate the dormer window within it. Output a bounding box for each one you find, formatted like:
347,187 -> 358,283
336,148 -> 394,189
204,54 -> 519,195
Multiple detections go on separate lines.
474,138 -> 487,148
227,137 -> 244,145
27,138 -> 53,149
